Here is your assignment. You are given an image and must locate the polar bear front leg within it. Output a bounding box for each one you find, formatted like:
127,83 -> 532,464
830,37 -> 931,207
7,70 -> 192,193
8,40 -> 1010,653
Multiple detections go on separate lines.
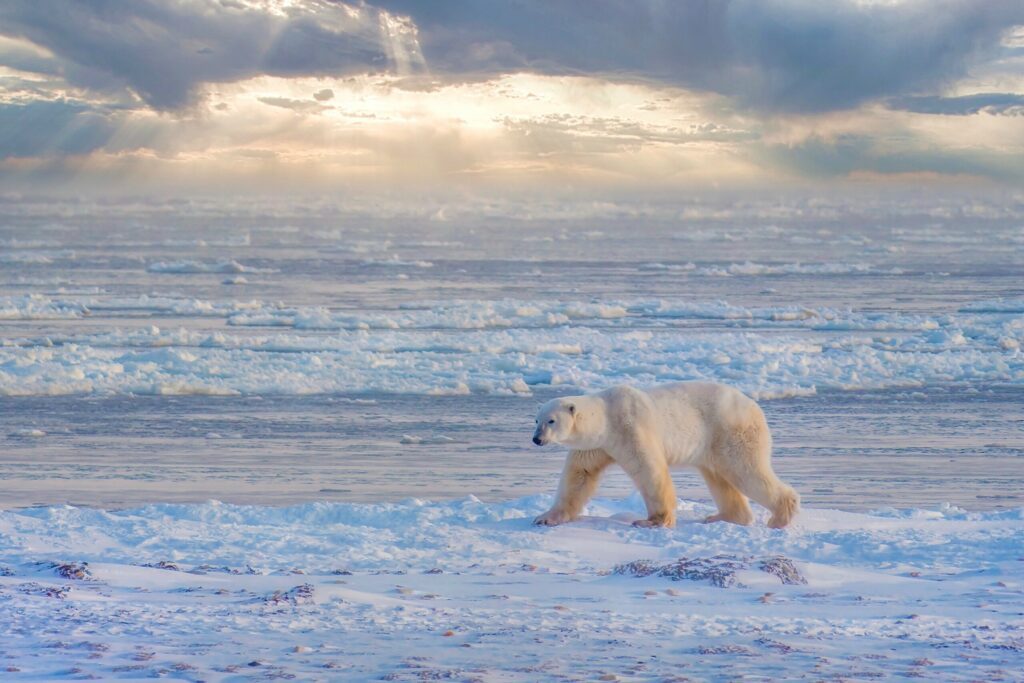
534,449 -> 613,526
618,433 -> 677,528
629,459 -> 677,528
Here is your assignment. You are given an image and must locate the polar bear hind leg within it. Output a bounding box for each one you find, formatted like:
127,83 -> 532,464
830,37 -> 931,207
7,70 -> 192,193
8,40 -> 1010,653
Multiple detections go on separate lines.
699,467 -> 754,525
765,481 -> 800,529
724,464 -> 799,528
717,420 -> 800,528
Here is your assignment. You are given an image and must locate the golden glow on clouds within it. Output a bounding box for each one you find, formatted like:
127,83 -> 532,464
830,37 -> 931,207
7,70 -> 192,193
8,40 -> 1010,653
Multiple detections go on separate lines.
1003,26 -> 1024,48
40,73 -> 761,189
3,67 -> 1022,191
0,35 -> 52,60
2,0 -> 1021,192
0,36 -> 54,90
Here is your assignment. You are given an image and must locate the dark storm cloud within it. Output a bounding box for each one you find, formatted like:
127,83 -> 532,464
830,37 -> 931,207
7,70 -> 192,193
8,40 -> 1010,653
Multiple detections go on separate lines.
0,0 -> 394,110
0,0 -> 1021,187
1,1 -> 1020,114
374,0 -> 1024,113
887,92 -> 1024,116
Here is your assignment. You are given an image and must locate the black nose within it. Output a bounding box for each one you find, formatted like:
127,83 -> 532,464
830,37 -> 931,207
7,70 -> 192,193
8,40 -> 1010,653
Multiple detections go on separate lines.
532,436 -> 542,445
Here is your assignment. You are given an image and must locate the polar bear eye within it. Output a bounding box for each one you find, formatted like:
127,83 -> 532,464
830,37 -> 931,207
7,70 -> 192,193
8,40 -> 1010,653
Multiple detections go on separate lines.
547,419 -> 555,424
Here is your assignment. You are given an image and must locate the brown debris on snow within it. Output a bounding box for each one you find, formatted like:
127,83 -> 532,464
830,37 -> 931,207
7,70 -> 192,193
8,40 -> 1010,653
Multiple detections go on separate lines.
613,554 -> 807,588
50,562 -> 93,581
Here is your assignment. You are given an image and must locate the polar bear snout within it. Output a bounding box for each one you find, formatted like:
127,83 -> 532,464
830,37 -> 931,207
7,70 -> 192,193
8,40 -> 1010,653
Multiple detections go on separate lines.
533,397 -> 580,447
531,417 -> 560,446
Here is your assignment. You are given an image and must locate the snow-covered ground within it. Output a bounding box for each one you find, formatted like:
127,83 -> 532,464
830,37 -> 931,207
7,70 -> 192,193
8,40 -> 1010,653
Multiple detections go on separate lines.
1,194 -> 1022,680
1,496 -> 1022,681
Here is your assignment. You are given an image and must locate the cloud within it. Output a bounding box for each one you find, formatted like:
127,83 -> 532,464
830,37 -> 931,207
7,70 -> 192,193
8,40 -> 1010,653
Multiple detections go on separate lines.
257,96 -> 329,113
0,0 -> 424,110
2,0 -> 1021,119
375,0 -> 1024,113
757,134 -> 1024,182
0,35 -> 61,77
499,114 -> 756,156
887,92 -> 1024,115
0,100 -> 117,158
1,1 -> 1022,190
3,1 -> 1020,116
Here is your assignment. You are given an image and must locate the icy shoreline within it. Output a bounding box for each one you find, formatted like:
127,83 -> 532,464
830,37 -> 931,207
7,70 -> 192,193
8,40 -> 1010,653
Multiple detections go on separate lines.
1,495 -> 1022,681
3,385 -> 1022,512
2,292 -> 1021,398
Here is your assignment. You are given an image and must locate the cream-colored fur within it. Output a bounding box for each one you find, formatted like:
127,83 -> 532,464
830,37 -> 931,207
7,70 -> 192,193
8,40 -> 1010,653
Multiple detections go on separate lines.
531,381 -> 800,529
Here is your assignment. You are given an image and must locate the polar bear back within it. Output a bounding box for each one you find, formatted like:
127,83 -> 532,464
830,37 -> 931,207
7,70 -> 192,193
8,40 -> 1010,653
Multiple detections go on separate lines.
602,381 -> 767,468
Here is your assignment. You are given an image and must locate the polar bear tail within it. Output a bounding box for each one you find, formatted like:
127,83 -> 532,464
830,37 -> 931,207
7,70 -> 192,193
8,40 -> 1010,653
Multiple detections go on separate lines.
768,483 -> 800,529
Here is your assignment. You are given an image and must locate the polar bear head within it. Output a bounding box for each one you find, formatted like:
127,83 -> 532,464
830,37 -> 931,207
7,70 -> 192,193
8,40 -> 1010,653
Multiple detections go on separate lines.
532,398 -> 577,446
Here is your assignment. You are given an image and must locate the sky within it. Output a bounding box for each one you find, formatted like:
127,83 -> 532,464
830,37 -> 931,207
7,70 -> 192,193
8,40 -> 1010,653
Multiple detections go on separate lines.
0,0 -> 1022,196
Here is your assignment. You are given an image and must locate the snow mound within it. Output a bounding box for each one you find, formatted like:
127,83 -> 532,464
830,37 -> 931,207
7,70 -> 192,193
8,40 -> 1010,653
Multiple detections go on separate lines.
0,295 -> 89,320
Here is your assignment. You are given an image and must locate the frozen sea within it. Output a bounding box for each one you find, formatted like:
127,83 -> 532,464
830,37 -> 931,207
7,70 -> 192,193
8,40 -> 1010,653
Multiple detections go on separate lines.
1,194 -> 1023,680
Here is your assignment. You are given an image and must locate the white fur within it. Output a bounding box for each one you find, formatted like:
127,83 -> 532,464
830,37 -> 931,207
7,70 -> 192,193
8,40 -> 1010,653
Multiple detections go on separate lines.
532,381 -> 800,528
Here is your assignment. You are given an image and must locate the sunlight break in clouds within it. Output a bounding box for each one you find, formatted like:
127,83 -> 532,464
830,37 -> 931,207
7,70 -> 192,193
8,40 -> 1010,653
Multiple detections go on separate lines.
0,0 -> 1022,193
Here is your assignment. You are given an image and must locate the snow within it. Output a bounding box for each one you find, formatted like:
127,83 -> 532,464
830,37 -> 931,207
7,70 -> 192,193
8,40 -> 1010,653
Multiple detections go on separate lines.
0,294 -> 264,320
0,495 -> 1021,680
362,255 -> 435,268
146,259 -> 272,274
2,246 -> 1023,399
220,297 -> 954,332
7,428 -> 45,438
399,434 -> 458,444
0,295 -> 89,320
1,304 -> 1020,397
698,261 -> 874,276
961,299 -> 1024,314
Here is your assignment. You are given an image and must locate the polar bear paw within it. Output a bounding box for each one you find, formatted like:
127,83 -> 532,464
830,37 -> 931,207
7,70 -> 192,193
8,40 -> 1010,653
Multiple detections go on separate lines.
533,509 -> 574,526
632,513 -> 675,528
703,511 -> 753,526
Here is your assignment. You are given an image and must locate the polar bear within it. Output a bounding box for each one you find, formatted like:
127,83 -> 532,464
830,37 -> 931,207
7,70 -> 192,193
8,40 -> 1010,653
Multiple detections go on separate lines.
531,382 -> 799,529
